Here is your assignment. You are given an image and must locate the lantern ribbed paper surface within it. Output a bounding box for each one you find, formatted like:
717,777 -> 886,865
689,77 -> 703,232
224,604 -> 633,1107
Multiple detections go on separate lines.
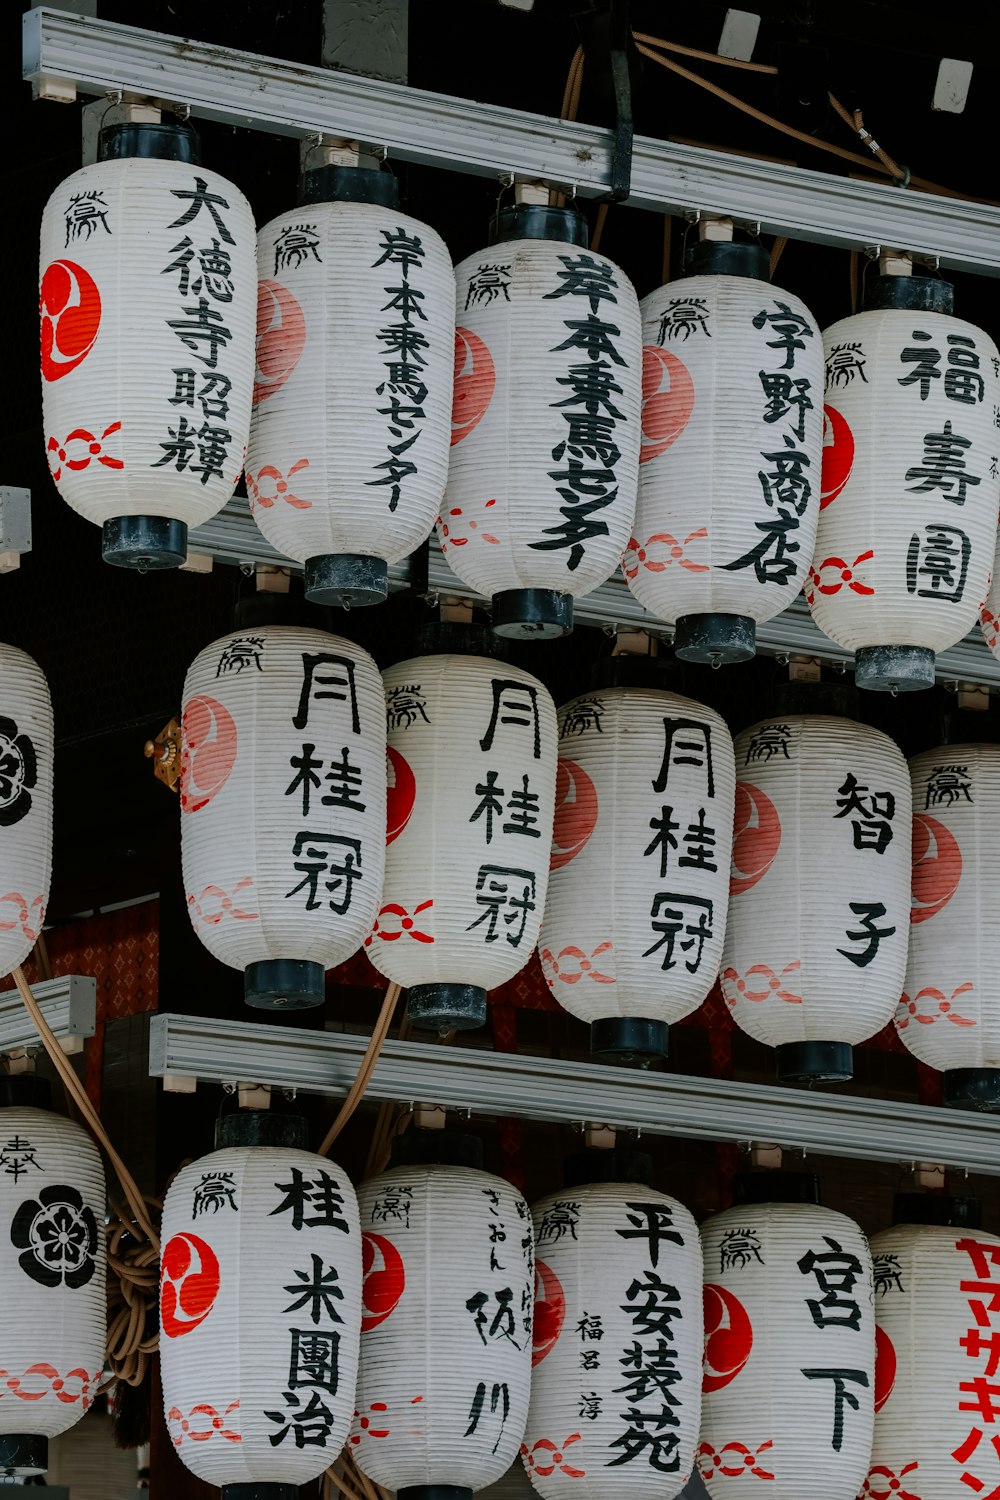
352,1161 -> 533,1495
897,745 -> 1000,1107
979,530 -> 1000,659
246,183 -> 454,607
539,685 -> 734,1059
180,625 -> 386,1009
723,714 -> 911,1081
522,1181 -> 702,1498
0,1098 -> 107,1475
628,257 -> 823,663
699,1201 -> 874,1500
866,1222 -> 1000,1500
0,646 -> 52,980
808,279 -> 1000,691
367,653 -> 556,1030
160,1138 -> 361,1488
441,212 -> 641,638
39,126 -> 255,567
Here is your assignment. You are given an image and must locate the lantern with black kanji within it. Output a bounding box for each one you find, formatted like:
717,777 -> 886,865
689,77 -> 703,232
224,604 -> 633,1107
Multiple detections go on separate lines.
351,1129 -> 534,1500
699,1174 -> 875,1500
180,625 -> 386,1010
367,651 -> 556,1032
522,1150 -> 703,1500
246,162 -> 454,607
723,710 -> 911,1083
808,264 -> 1000,692
866,1194 -> 1000,1500
0,645 -> 52,979
539,660 -> 735,1064
897,744 -> 1000,1109
0,1076 -> 107,1478
39,115 -> 255,570
626,236 -> 823,664
441,204 -> 641,639
160,1109 -> 361,1497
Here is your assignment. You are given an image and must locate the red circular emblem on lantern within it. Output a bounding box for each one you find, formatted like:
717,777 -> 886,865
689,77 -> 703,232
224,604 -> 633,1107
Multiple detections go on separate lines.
703,1282 -> 753,1392
639,345 -> 695,464
361,1231 -> 405,1332
730,781 -> 781,896
160,1233 -> 221,1339
386,746 -> 416,846
532,1258 -> 566,1366
253,279 -> 306,405
911,813 -> 962,924
180,696 -> 238,814
821,404 -> 855,509
874,1324 -> 896,1412
451,326 -> 495,446
40,260 -> 102,383
551,759 -> 599,871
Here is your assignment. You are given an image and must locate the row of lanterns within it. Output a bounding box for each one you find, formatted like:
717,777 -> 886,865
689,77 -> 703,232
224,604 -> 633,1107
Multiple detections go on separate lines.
39,114 -> 1000,688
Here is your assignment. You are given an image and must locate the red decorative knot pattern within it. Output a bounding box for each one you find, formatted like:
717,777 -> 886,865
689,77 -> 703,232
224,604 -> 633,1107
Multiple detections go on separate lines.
46,422 -> 123,483
622,530 -> 709,577
186,880 -> 259,930
364,900 -> 434,946
721,961 -> 803,1008
982,605 -> 1000,652
805,550 -> 875,604
349,1395 -> 424,1446
521,1434 -> 586,1479
860,1461 -> 921,1500
437,498 -> 500,550
0,893 -> 46,943
698,1440 -> 774,1482
0,1364 -> 103,1408
245,459 -> 312,511
896,983 -> 976,1030
166,1400 -> 241,1447
539,942 -> 615,987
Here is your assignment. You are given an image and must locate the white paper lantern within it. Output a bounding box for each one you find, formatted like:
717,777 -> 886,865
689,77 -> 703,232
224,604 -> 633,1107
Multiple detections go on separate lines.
39,120 -> 255,570
368,652 -> 556,1032
978,528 -> 1000,658
180,624 -> 386,1010
723,712 -> 911,1082
897,744 -> 1000,1109
699,1188 -> 874,1500
246,167 -> 454,608
0,646 -> 52,980
351,1139 -> 534,1500
160,1112 -> 361,1496
628,242 -> 823,664
539,673 -> 735,1062
0,1079 -> 107,1478
441,206 -> 641,639
523,1161 -> 703,1500
808,271 -> 1000,691
865,1207 -> 1000,1500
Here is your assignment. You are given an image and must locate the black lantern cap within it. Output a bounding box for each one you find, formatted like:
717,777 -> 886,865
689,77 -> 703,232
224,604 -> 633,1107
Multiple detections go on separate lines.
893,1192 -> 982,1228
102,515 -> 187,571
223,1486 -> 301,1500
489,203 -> 589,247
682,239 -> 770,281
591,1017 -> 668,1066
944,1068 -> 1000,1112
399,1489 -> 474,1500
407,983 -> 487,1033
392,1128 -> 485,1171
0,1075 -> 52,1110
0,1435 -> 47,1478
777,1040 -> 853,1083
492,588 -> 573,640
215,1110 -> 309,1151
674,613 -> 755,665
98,119 -> 200,164
770,678 -> 860,719
298,164 -> 400,209
855,644 -> 936,694
414,619 -> 501,658
563,1148 -> 654,1187
244,959 -> 326,1012
589,653 -> 683,692
304,552 -> 389,609
735,1170 -> 821,1205
863,271 -> 955,315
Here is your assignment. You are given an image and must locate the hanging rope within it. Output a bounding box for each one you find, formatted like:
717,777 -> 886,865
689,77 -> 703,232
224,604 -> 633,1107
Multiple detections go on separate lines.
317,982 -> 402,1157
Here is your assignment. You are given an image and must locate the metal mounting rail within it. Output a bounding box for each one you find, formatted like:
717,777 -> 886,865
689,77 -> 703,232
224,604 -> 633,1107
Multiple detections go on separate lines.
0,975 -> 96,1056
23,6 -> 1000,274
149,1012 -> 1000,1175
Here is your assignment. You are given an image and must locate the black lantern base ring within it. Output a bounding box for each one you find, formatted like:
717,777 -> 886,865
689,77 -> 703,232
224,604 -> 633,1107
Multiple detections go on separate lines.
399,1488 -> 474,1500
673,612 -> 755,664
244,958 -> 326,1011
776,1039 -> 853,1083
590,1016 -> 668,1066
944,1068 -> 1000,1112
222,1486 -> 301,1500
304,552 -> 389,608
0,1435 -> 47,1478
102,515 -> 187,570
491,588 -> 573,639
215,1110 -> 309,1151
407,983 -> 487,1033
854,643 -> 935,693
893,1191 -> 982,1228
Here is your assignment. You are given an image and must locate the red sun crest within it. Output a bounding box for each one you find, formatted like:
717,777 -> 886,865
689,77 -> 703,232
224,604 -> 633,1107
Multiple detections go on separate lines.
874,1325 -> 896,1413
40,260 -> 102,383
639,345 -> 695,464
911,813 -> 962,924
821,403 -> 855,509
532,1259 -> 566,1366
361,1232 -> 405,1332
160,1233 -> 221,1339
386,746 -> 416,846
452,326 -> 495,446
180,696 -> 238,814
253,279 -> 307,405
731,781 -> 781,895
703,1282 -> 753,1392
551,759 -> 599,870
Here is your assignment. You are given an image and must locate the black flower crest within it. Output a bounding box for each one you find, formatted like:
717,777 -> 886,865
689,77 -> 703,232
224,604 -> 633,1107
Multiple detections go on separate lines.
0,716 -> 37,828
11,1184 -> 98,1289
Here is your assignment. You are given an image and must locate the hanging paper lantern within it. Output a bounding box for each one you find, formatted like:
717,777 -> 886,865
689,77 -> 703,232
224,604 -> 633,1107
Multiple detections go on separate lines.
897,743 -> 1000,1109
368,651 -> 556,1032
0,1076 -> 106,1478
181,624 -> 386,1010
351,1131 -> 534,1500
979,529 -> 1000,657
0,645 -> 52,979
539,663 -> 735,1063
723,710 -> 911,1082
808,269 -> 1000,691
522,1150 -> 703,1499
627,240 -> 823,664
39,118 -> 255,570
699,1176 -> 875,1500
441,204 -> 641,639
866,1195 -> 1000,1500
160,1110 -> 361,1497
246,164 -> 454,608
